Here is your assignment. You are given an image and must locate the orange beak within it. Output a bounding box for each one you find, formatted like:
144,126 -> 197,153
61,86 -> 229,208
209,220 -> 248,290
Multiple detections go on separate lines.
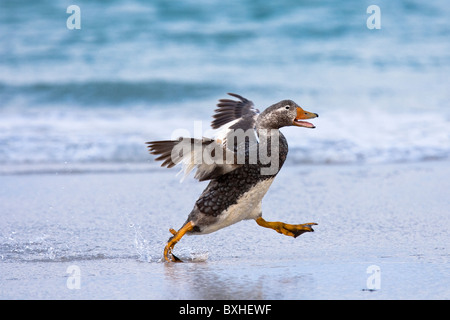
293,107 -> 318,128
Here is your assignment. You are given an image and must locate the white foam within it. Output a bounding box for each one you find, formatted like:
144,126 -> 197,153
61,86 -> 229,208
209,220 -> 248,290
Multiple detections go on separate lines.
0,105 -> 448,172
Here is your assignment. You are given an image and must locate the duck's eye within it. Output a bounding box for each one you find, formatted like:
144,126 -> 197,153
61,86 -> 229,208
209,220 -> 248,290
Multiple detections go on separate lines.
285,105 -> 290,110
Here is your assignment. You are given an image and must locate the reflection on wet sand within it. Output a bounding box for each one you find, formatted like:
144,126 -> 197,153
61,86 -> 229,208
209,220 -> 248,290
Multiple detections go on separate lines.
163,260 -> 315,299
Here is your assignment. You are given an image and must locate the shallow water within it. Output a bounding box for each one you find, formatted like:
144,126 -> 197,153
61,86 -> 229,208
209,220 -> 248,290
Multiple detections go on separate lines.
1,2 -> 450,298
1,162 -> 449,299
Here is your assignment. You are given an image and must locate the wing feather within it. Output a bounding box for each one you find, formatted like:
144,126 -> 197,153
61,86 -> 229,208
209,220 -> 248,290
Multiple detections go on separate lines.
211,93 -> 259,130
146,137 -> 241,182
146,93 -> 260,181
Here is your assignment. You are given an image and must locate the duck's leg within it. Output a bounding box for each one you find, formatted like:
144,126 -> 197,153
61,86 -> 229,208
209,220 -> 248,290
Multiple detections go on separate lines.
164,221 -> 195,262
255,217 -> 317,238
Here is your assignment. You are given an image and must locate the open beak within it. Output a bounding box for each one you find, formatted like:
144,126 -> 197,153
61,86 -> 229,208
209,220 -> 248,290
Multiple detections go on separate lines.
293,107 -> 318,128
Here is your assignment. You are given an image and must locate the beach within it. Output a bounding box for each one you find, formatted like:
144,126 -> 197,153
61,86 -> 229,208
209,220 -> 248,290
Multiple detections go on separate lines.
1,161 -> 449,299
1,0 -> 450,301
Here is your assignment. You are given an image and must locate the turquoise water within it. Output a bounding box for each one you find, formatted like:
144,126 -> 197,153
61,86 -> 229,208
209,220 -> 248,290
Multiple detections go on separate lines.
2,2 -> 449,300
1,0 -> 449,167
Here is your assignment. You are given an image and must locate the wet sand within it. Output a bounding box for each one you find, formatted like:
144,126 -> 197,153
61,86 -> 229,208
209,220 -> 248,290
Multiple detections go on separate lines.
0,161 -> 449,299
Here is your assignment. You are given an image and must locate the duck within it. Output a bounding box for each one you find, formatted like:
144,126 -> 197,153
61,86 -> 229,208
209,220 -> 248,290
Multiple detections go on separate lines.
147,93 -> 319,262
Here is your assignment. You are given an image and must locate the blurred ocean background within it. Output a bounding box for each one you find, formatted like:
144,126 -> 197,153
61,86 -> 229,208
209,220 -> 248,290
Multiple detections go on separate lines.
1,1 -> 450,300
1,0 -> 450,171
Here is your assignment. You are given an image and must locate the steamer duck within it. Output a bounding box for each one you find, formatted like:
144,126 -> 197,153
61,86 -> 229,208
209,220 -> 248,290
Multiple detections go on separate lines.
147,93 -> 318,262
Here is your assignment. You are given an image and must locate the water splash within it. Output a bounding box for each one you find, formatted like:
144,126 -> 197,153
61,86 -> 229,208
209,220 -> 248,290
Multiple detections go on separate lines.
129,222 -> 154,263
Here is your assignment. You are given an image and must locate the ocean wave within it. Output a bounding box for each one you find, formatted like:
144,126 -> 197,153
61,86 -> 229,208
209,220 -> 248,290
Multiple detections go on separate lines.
0,106 -> 448,174
1,0 -> 450,173
0,80 -> 226,108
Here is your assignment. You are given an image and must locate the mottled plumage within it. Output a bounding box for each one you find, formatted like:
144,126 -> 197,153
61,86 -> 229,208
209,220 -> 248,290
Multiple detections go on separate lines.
146,93 -> 319,262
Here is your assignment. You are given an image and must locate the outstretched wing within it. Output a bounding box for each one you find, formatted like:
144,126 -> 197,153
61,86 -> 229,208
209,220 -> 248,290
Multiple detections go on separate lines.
147,93 -> 260,182
146,137 -> 241,182
212,93 -> 260,155
211,93 -> 259,130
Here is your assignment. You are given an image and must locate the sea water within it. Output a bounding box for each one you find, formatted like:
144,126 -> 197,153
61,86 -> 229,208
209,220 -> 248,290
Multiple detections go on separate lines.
1,1 -> 449,300
0,0 -> 449,170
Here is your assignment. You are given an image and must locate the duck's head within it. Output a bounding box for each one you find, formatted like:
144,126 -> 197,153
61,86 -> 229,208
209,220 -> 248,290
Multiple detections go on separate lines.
257,99 -> 318,129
